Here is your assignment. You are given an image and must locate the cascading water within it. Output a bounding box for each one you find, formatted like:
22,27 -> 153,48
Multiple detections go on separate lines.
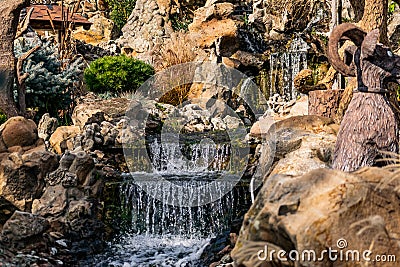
90,139 -> 251,267
269,36 -> 309,101
238,27 -> 267,54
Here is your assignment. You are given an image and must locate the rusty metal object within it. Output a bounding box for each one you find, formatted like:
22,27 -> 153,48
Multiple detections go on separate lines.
328,23 -> 400,172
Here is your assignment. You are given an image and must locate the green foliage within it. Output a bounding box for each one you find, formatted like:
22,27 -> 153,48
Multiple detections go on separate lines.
170,13 -> 193,32
14,36 -> 85,120
98,91 -> 117,99
84,55 -> 154,95
0,112 -> 7,125
106,0 -> 136,30
389,1 -> 398,15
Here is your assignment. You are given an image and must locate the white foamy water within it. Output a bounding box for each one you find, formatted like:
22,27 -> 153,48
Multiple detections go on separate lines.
91,234 -> 210,267
86,140 -> 250,266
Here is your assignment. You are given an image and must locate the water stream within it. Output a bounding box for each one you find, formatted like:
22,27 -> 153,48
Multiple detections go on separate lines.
269,36 -> 309,100
90,140 -> 251,266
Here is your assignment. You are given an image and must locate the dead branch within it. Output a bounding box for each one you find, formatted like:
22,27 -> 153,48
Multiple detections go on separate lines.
46,9 -> 57,35
16,45 -> 41,115
15,6 -> 34,39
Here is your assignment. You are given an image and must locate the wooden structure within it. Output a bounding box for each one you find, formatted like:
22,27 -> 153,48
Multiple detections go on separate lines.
27,5 -> 91,31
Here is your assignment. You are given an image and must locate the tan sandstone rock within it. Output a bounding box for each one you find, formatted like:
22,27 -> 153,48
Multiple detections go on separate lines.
232,167 -> 400,267
49,126 -> 81,154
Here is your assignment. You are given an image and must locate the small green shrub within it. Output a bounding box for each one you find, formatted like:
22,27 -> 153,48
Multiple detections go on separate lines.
84,55 -> 154,95
106,0 -> 136,30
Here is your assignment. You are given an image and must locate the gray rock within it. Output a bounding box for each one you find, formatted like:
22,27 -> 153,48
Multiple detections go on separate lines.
211,117 -> 226,131
117,0 -> 173,62
1,211 -> 49,241
38,113 -> 58,141
32,185 -> 68,217
223,115 -> 243,130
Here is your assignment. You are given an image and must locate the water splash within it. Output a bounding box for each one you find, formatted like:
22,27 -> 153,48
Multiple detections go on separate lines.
148,139 -> 231,173
93,234 -> 210,267
120,172 -> 241,238
90,140 -> 251,266
269,36 -> 308,101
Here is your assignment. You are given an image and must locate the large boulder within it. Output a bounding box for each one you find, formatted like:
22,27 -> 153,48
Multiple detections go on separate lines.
188,3 -> 239,57
231,117 -> 400,267
232,167 -> 400,266
0,116 -> 38,148
261,115 -> 338,176
32,184 -> 68,217
1,211 -> 49,242
117,0 -> 174,62
72,95 -> 132,129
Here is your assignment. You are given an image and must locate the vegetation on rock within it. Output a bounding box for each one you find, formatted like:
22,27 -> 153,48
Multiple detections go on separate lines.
106,0 -> 136,30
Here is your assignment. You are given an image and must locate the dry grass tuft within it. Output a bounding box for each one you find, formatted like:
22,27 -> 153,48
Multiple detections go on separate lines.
375,150 -> 400,193
155,32 -> 197,71
154,32 -> 198,105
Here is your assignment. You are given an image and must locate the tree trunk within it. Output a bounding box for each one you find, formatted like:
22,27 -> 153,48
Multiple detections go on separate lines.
358,0 -> 388,44
349,0 -> 365,22
309,89 -> 344,121
0,0 -> 29,117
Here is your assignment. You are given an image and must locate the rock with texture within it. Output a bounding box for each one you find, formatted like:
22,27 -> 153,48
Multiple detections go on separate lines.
249,0 -> 330,40
38,113 -> 58,141
256,115 -> 338,182
0,116 -> 38,148
189,3 -> 239,57
49,126 -> 81,154
73,14 -> 119,45
117,0 -> 173,61
232,167 -> 400,267
1,211 -> 49,241
72,95 -> 132,129
0,148 -> 58,211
